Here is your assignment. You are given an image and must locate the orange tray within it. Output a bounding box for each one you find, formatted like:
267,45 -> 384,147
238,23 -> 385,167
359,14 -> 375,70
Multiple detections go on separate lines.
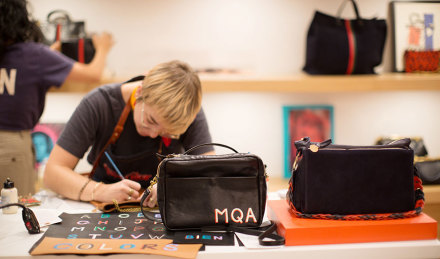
267,199 -> 438,246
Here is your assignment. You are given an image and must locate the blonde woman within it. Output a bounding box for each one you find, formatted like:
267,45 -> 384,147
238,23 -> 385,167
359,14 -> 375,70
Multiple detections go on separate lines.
43,60 -> 214,207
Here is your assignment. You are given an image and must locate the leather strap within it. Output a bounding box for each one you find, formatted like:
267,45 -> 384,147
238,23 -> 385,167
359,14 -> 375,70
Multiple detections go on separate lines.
88,97 -> 132,179
226,221 -> 285,246
336,0 -> 362,21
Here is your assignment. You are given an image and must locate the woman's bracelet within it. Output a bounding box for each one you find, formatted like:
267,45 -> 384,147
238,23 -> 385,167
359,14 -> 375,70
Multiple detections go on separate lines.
91,182 -> 102,201
78,178 -> 92,201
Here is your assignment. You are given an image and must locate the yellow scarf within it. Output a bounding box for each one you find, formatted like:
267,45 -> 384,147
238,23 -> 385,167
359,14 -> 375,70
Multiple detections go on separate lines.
129,86 -> 139,110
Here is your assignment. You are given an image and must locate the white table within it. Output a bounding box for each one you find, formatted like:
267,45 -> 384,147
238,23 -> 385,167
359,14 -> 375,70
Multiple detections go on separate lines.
1,190 -> 439,259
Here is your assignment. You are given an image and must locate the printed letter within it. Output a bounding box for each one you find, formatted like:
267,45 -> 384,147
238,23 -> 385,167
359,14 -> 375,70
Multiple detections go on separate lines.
130,233 -> 144,239
231,208 -> 244,223
54,243 -> 72,250
163,244 -> 178,251
215,208 -> 228,224
133,226 -> 145,232
99,243 -> 112,250
148,234 -> 165,239
76,243 -> 93,250
89,234 -> 102,239
71,227 -> 85,232
142,244 -> 158,250
0,68 -> 16,95
120,244 -> 135,249
246,208 -> 257,223
94,226 -> 106,231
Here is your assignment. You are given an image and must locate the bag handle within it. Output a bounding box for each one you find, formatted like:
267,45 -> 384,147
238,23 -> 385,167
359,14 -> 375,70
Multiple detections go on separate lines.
47,10 -> 72,24
183,143 -> 238,155
336,0 -> 363,25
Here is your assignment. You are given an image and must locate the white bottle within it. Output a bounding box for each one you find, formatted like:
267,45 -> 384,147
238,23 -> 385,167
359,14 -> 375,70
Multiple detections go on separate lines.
1,178 -> 18,214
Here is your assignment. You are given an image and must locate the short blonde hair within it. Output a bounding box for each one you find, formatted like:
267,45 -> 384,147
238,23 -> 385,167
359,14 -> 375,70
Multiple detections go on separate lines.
140,60 -> 202,134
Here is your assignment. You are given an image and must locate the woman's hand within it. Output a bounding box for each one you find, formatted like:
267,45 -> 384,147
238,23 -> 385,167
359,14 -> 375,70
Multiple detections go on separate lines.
50,41 -> 61,51
94,179 -> 141,203
142,184 -> 158,208
92,32 -> 114,54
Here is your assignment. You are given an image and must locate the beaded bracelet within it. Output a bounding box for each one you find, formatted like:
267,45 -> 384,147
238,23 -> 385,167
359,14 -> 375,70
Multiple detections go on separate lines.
91,182 -> 102,201
78,178 -> 92,201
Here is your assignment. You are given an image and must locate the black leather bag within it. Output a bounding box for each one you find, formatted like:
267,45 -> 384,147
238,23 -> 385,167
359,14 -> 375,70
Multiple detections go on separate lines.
375,136 -> 428,157
41,10 -> 95,63
147,143 -> 284,246
287,137 -> 424,220
415,157 -> 440,185
303,0 -> 387,74
157,143 -> 267,230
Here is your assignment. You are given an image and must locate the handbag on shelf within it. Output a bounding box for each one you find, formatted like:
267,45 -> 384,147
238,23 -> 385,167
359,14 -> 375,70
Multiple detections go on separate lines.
303,0 -> 387,74
141,143 -> 284,246
415,156 -> 440,185
375,136 -> 428,157
41,10 -> 95,63
404,50 -> 440,73
287,137 -> 424,220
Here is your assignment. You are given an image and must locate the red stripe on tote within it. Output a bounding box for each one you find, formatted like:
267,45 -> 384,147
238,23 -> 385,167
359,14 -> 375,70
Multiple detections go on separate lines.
344,20 -> 355,74
56,24 -> 61,41
78,38 -> 85,63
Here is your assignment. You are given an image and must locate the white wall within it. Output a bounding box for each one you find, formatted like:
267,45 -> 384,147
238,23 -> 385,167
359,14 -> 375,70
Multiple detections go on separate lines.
34,0 -> 440,177
30,0 -> 394,75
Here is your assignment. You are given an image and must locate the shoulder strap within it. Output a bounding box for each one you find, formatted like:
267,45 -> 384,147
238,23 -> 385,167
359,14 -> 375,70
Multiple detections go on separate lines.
88,100 -> 132,179
88,76 -> 146,179
226,221 -> 285,246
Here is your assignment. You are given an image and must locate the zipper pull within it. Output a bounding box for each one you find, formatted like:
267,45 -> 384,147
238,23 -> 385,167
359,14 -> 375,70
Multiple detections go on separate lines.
307,139 -> 332,152
309,144 -> 319,152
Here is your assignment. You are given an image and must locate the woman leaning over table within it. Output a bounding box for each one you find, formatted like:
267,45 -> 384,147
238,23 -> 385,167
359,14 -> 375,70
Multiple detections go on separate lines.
43,60 -> 215,208
0,0 -> 113,196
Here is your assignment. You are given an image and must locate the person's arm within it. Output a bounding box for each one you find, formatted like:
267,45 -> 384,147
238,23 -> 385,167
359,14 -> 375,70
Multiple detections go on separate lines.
63,32 -> 114,83
43,144 -> 141,203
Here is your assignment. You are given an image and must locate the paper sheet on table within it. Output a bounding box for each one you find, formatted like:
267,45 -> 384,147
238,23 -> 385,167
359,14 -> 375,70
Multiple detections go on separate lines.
234,232 -> 284,249
34,209 -> 62,227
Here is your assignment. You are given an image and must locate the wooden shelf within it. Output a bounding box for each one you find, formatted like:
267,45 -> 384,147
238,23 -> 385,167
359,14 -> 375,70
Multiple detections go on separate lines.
51,73 -> 440,93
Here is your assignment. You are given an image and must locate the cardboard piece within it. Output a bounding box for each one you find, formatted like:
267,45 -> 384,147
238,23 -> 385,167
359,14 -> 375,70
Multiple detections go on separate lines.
268,199 -> 438,246
29,237 -> 201,258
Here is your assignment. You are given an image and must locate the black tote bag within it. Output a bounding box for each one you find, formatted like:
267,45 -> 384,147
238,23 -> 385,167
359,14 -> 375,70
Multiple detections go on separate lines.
42,10 -> 95,64
303,0 -> 387,74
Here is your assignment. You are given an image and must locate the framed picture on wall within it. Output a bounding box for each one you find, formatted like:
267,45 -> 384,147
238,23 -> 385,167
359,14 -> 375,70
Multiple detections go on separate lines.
31,123 -> 65,167
283,105 -> 334,178
390,1 -> 440,72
